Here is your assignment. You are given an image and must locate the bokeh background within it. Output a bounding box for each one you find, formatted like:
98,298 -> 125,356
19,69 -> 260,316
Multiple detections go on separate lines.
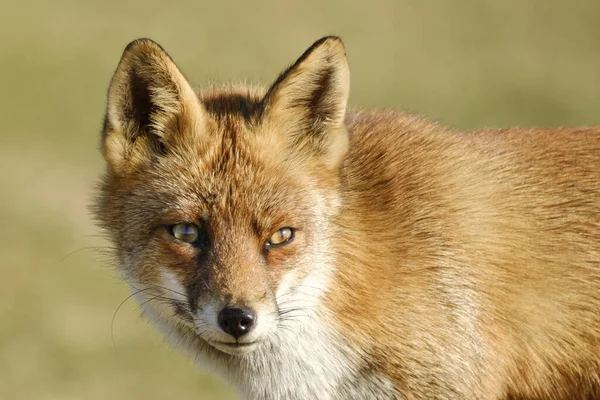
2,1 -> 600,399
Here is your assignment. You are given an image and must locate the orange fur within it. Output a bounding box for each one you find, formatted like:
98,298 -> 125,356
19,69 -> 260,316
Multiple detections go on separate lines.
94,37 -> 600,399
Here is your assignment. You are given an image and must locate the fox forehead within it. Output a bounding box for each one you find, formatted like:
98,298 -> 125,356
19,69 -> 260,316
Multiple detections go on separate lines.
199,85 -> 267,122
125,89 -> 315,228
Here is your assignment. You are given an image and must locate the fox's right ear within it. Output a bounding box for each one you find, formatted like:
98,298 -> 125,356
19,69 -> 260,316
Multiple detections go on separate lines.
102,39 -> 205,175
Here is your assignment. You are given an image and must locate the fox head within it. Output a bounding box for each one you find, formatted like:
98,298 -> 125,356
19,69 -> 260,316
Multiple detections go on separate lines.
95,37 -> 350,355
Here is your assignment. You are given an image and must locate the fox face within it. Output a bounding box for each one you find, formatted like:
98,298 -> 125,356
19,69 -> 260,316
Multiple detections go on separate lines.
96,38 -> 350,356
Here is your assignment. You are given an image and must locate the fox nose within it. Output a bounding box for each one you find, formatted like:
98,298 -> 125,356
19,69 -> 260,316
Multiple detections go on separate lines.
217,307 -> 256,339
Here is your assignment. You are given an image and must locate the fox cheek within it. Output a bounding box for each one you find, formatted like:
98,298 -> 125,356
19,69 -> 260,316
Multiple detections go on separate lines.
264,246 -> 297,268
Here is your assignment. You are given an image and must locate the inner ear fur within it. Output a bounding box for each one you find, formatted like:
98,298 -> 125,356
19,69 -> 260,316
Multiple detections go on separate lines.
102,38 -> 204,174
262,36 -> 350,169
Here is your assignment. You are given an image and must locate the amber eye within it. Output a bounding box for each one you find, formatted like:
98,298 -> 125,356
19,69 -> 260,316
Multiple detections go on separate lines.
170,223 -> 199,243
265,227 -> 295,249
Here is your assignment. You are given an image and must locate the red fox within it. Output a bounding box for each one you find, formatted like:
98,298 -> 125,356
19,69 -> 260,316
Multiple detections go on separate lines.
94,36 -> 600,399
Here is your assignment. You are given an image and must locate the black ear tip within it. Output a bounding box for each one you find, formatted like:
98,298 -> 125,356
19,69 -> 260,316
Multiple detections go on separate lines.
306,35 -> 346,59
317,35 -> 344,44
312,35 -> 344,48
124,38 -> 158,51
122,38 -> 169,58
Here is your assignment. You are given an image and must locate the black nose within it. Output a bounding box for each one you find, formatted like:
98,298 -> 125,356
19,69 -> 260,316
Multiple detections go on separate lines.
217,307 -> 256,339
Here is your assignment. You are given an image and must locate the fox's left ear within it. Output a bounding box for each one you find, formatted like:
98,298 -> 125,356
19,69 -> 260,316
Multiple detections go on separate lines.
262,36 -> 350,169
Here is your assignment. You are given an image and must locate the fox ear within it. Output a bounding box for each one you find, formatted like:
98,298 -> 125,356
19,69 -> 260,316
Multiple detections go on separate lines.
262,36 -> 350,169
102,38 -> 205,174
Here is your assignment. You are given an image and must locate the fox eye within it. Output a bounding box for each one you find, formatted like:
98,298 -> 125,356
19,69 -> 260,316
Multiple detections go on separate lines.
170,223 -> 199,243
265,227 -> 295,249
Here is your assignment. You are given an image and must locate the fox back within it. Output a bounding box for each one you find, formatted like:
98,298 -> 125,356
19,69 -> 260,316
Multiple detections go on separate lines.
94,37 -> 600,399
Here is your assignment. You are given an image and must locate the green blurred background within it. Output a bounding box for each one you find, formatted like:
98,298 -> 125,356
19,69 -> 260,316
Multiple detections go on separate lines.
2,0 -> 600,398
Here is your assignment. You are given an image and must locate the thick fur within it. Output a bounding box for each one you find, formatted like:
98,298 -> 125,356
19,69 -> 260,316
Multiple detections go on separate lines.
94,37 -> 600,399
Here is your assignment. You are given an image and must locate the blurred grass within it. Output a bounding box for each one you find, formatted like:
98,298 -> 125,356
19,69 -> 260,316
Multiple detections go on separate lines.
1,0 -> 600,398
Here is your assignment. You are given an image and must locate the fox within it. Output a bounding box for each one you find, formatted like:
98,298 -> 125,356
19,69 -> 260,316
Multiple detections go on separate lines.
94,36 -> 600,399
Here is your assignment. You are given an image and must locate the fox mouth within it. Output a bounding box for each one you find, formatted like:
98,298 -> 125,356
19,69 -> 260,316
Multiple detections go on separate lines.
209,340 -> 260,355
215,341 -> 257,347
